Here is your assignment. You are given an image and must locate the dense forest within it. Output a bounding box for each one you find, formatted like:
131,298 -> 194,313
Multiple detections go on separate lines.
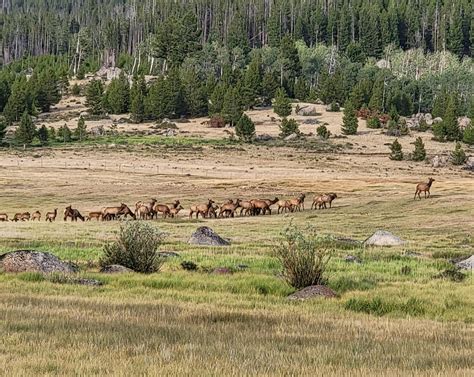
0,0 -> 473,146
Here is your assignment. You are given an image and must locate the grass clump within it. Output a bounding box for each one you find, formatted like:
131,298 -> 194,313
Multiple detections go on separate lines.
100,221 -> 166,273
273,223 -> 333,289
344,296 -> 426,317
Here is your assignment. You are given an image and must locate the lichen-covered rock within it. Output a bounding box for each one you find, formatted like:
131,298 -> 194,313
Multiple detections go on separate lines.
99,264 -> 134,274
0,250 -> 77,274
288,285 -> 337,300
188,227 -> 230,246
456,255 -> 474,270
364,230 -> 406,247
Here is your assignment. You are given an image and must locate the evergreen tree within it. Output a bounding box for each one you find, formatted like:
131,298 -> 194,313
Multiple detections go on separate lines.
341,100 -> 358,135
221,87 -> 242,127
235,114 -> 255,143
350,79 -> 373,109
228,14 -> 250,54
209,82 -> 227,116
367,117 -> 381,129
389,90 -> 414,116
130,75 -> 147,123
71,83 -> 81,96
243,54 -> 263,106
15,111 -> 36,145
85,79 -> 104,115
74,116 -> 87,141
294,79 -> 309,101
337,4 -> 351,52
412,137 -> 426,161
33,67 -> 60,113
462,124 -> 474,145
273,87 -> 292,118
389,139 -> 403,160
37,125 -> 49,145
4,77 -> 33,123
280,118 -> 300,137
58,124 -> 72,143
48,126 -> 56,141
104,72 -> 130,114
450,142 -> 467,165
0,76 -> 11,112
181,69 -> 207,117
0,117 -> 7,143
443,96 -> 462,141
360,7 -> 382,58
368,78 -> 384,112
447,9 -> 464,58
432,91 -> 449,118
261,71 -> 280,105
345,42 -> 366,63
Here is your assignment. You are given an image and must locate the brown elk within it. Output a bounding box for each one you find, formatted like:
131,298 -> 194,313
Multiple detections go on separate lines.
64,206 -> 85,221
219,199 -> 242,218
154,203 -> 171,219
45,209 -> 58,222
169,205 -> 184,218
289,193 -> 306,211
0,213 -> 8,221
12,212 -> 30,221
118,204 -> 136,220
136,205 -> 151,220
251,197 -> 278,215
277,200 -> 292,214
311,193 -> 338,210
31,211 -> 41,221
189,199 -> 215,219
414,178 -> 435,200
102,203 -> 135,221
86,212 -> 102,221
238,200 -> 255,216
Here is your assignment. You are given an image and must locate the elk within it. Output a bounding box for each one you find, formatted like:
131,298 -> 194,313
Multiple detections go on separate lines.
31,211 -> 41,221
86,212 -> 102,221
169,205 -> 184,218
118,203 -> 136,220
154,203 -> 171,218
12,212 -> 30,221
189,199 -> 215,219
289,193 -> 306,211
136,199 -> 158,219
219,199 -> 242,218
238,200 -> 255,216
136,205 -> 151,220
311,193 -> 337,210
250,198 -> 278,215
102,203 -> 135,221
0,213 -> 8,221
64,206 -> 85,221
45,209 -> 58,222
414,178 -> 435,200
277,200 -> 292,214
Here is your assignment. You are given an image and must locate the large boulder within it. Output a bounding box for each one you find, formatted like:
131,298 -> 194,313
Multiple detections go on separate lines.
456,255 -> 474,270
188,227 -> 230,246
364,230 -> 406,247
288,285 -> 337,300
0,250 -> 77,274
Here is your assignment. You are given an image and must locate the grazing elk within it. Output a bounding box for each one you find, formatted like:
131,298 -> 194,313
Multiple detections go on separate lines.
0,213 -> 8,221
45,209 -> 58,222
414,178 -> 435,200
169,205 -> 184,218
31,211 -> 41,221
136,205 -> 151,220
189,199 -> 215,219
86,212 -> 102,221
12,212 -> 30,221
64,206 -> 85,221
118,203 -> 136,220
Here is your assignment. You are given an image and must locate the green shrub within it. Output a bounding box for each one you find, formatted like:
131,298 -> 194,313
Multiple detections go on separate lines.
344,297 -> 395,316
181,261 -> 198,271
327,101 -> 340,112
71,84 -> 81,96
411,137 -> 426,161
450,142 -> 467,165
273,223 -> 333,289
389,139 -> 403,160
316,124 -> 331,139
279,118 -> 300,137
100,221 -> 166,273
463,124 -> 474,145
367,117 -> 381,129
18,272 -> 45,282
434,266 -> 467,282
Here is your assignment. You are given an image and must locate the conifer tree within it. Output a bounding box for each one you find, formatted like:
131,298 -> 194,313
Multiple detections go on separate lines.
443,96 -> 461,141
4,77 -> 32,123
447,9 -> 464,58
261,71 -> 280,105
104,72 -> 130,114
279,118 -> 300,137
221,87 -> 242,127
15,111 -> 36,145
450,142 -> 467,165
412,137 -> 426,161
75,116 -> 87,141
58,124 -> 72,143
181,68 -> 207,117
294,80 -> 309,101
462,124 -> 474,145
235,114 -> 255,142
341,100 -> 358,135
37,125 -> 49,145
48,126 -> 56,141
209,82 -> 227,116
389,139 -> 403,160
33,67 -> 60,113
273,87 -> 292,118
130,75 -> 147,123
368,78 -> 384,112
85,79 -> 104,115
0,117 -> 7,143
243,54 -> 263,106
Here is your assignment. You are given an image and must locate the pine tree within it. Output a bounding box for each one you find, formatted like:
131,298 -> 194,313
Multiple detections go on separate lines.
412,137 -> 426,161
37,125 -> 49,145
243,54 -> 263,106
48,126 -> 56,141
85,79 -> 104,115
181,69 -> 207,117
280,118 -> 300,137
75,116 -> 87,141
261,71 -> 280,105
209,82 -> 227,116
368,78 -> 384,112
104,72 -> 130,114
337,4 -> 351,52
462,124 -> 474,145
443,96 -> 461,141
294,80 -> 309,101
221,87 -> 242,127
273,87 -> 292,118
130,75 -> 146,123
389,139 -> 403,160
71,84 -> 81,96
360,7 -> 382,58
341,100 -> 358,135
447,8 -> 464,58
432,91 -> 449,118
235,114 -> 255,143
4,77 -> 33,123
0,117 -> 7,143
450,142 -> 467,165
58,124 -> 72,143
33,67 -> 60,113
15,111 -> 36,145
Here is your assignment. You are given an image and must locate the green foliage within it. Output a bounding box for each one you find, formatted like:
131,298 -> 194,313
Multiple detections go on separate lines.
3,76 -> 33,123
261,71 -> 279,105
37,125 -> 49,145
100,221 -> 166,273
389,139 -> 403,160
341,100 -> 358,135
345,297 -> 426,317
273,223 -> 332,289
327,101 -> 340,112
32,67 -> 61,112
316,125 -> 331,139
273,87 -> 292,118
367,117 -> 381,129
463,124 -> 474,145
389,90 -> 414,116
104,72 -> 130,114
14,111 -> 36,145
74,116 -> 87,141
450,142 -> 467,165
130,75 -> 146,123
71,84 -> 81,96
235,114 -> 255,143
279,118 -> 299,138
294,79 -> 309,101
58,124 -> 72,143
48,126 -> 56,141
411,137 -> 426,161
85,80 -> 104,115
221,87 -> 242,127
0,117 -> 7,143
209,82 -> 227,116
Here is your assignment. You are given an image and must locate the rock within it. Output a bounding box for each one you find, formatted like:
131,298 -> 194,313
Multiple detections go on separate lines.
80,111 -> 89,117
431,155 -> 448,168
465,157 -> 474,171
364,230 -> 406,247
296,106 -> 318,116
188,226 -> 230,246
96,66 -> 123,81
212,267 -> 233,275
0,250 -> 78,274
100,264 -> 133,274
425,113 -> 433,122
458,116 -> 471,130
376,59 -> 390,69
433,117 -> 443,124
157,251 -> 180,258
284,133 -> 298,141
288,285 -> 337,300
345,255 -> 362,264
256,133 -> 273,141
456,255 -> 474,270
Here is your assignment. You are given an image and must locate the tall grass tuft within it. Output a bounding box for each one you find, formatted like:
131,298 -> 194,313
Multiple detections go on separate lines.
100,221 -> 166,273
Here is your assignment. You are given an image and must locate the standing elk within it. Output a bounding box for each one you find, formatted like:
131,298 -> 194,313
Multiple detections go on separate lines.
0,213 -> 8,221
219,199 -> 242,218
238,200 -> 255,216
169,205 -> 184,218
12,212 -> 30,221
289,193 -> 306,211
414,178 -> 435,200
277,200 -> 292,214
31,211 -> 41,221
136,205 -> 151,220
154,203 -> 171,219
64,206 -> 85,221
45,209 -> 58,222
250,198 -> 278,215
189,199 -> 215,219
86,212 -> 102,221
311,193 -> 338,210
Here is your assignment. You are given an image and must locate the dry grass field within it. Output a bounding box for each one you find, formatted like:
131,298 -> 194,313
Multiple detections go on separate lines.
0,103 -> 473,376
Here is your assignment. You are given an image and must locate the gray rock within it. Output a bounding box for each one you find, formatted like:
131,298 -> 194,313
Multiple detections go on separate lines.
345,255 -> 362,264
157,251 -> 180,258
100,264 -> 134,274
465,157 -> 474,171
364,230 -> 406,247
433,117 -> 443,124
431,155 -> 448,168
456,255 -> 474,270
458,116 -> 471,130
284,133 -> 298,141
0,250 -> 78,274
188,227 -> 230,246
288,285 -> 337,300
256,133 -> 273,141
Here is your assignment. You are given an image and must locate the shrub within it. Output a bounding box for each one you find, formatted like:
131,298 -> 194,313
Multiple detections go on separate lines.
100,221 -> 166,273
279,118 -> 299,137
341,100 -> 358,135
389,139 -> 403,160
181,261 -> 198,271
71,84 -> 81,96
463,124 -> 474,145
316,124 -> 331,139
450,142 -> 467,165
434,266 -> 466,282
273,223 -> 333,289
327,101 -> 340,112
417,119 -> 430,132
411,137 -> 426,161
235,113 -> 255,142
367,117 -> 381,129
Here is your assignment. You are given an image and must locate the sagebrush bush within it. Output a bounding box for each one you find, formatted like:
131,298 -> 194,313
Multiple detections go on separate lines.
367,117 -> 381,129
273,223 -> 332,289
316,124 -> 331,139
100,221 -> 165,273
